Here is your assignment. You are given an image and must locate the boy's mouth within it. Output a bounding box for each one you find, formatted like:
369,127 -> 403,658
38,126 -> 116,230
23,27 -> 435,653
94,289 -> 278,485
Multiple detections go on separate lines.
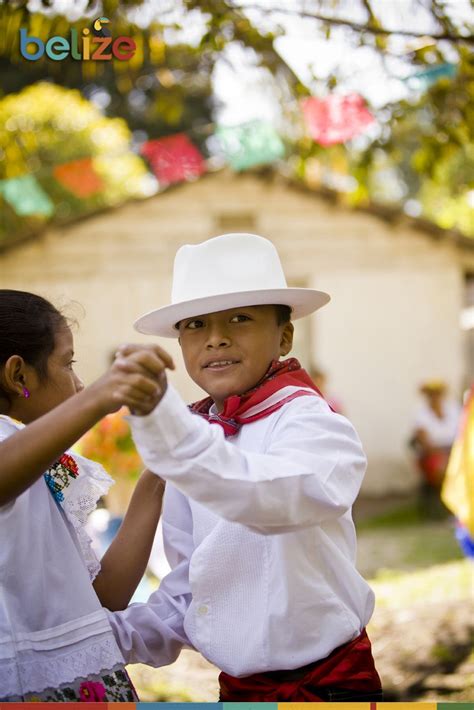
203,359 -> 240,371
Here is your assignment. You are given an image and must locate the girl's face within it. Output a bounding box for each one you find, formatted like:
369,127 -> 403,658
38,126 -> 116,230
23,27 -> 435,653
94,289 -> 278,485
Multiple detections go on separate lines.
17,327 -> 84,423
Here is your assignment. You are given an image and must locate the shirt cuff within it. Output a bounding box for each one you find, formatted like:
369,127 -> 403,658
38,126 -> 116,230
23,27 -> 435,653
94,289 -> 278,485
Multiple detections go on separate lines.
129,383 -> 198,452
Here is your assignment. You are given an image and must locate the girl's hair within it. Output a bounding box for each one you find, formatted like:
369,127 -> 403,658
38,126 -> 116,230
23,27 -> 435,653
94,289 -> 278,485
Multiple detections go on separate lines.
0,290 -> 67,384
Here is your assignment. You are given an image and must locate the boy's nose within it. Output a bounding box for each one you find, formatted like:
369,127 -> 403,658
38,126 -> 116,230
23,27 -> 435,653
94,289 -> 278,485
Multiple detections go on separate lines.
205,326 -> 231,349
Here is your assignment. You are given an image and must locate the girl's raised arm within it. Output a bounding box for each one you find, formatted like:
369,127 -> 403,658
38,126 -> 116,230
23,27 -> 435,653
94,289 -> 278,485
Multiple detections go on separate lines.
0,346 -> 173,506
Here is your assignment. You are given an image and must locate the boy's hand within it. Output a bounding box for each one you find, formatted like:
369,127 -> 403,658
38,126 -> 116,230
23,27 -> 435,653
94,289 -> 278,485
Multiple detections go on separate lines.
89,344 -> 175,417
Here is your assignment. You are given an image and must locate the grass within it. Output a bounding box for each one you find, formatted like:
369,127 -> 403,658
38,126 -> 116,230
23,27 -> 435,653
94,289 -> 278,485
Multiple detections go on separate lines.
356,500 -> 466,577
127,671 -> 195,702
370,558 -> 473,608
357,500 -> 437,530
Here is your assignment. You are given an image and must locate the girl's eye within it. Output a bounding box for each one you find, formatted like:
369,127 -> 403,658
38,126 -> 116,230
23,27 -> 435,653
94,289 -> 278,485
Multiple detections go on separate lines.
185,319 -> 204,329
230,314 -> 251,323
67,360 -> 77,370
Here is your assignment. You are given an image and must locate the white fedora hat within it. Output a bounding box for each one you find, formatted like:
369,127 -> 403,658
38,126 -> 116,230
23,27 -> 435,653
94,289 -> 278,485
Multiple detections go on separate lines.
134,233 -> 330,337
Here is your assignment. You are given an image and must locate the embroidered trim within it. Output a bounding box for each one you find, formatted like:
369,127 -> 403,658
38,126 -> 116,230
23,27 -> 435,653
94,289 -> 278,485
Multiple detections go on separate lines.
0,634 -> 125,698
44,453 -> 79,503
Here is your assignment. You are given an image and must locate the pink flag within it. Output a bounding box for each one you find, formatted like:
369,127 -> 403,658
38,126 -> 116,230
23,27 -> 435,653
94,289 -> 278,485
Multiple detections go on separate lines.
302,94 -> 375,146
141,134 -> 206,185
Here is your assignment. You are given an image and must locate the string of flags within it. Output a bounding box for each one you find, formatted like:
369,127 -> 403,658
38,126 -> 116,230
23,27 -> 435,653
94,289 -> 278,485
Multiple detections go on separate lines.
0,63 -> 456,221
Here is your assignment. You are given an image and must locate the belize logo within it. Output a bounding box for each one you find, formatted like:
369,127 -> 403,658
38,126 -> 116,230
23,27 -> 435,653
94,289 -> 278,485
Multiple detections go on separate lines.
19,16 -> 136,61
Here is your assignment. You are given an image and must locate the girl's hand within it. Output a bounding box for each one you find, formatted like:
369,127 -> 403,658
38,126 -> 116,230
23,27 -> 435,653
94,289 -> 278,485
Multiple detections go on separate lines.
88,344 -> 175,417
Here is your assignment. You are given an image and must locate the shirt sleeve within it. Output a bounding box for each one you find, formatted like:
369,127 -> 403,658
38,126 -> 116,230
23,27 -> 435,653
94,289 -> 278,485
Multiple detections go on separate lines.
129,384 -> 367,535
106,484 -> 194,667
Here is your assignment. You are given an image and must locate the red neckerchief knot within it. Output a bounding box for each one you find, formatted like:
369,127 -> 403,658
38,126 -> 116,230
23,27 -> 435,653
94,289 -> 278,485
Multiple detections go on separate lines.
189,357 -> 327,437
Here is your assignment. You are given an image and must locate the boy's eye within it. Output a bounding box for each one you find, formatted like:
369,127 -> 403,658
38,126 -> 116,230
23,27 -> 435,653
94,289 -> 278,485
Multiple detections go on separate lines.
230,314 -> 251,323
185,319 -> 204,329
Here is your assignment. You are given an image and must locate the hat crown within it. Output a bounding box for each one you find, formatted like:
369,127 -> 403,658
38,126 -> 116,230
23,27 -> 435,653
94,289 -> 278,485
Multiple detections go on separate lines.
134,232 -> 330,337
172,233 -> 288,305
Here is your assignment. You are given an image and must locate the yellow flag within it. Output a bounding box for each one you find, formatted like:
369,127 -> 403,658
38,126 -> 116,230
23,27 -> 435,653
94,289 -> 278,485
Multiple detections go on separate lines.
441,385 -> 474,536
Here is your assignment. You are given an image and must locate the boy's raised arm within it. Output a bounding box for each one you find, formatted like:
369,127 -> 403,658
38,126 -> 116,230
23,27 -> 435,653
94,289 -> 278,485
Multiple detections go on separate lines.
129,384 -> 367,535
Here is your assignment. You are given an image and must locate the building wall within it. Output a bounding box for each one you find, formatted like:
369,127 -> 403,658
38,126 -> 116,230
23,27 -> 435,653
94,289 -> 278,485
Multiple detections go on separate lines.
1,171 -> 470,494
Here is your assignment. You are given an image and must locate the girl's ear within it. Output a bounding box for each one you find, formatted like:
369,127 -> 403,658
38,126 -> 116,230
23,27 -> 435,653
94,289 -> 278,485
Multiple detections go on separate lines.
279,322 -> 294,357
2,355 -> 29,397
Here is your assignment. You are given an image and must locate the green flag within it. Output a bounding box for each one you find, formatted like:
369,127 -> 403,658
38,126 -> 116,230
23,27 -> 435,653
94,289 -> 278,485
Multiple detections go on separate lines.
216,120 -> 285,171
0,175 -> 54,217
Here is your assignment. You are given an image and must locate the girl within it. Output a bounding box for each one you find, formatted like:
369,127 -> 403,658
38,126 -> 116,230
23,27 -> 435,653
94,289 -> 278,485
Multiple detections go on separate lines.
0,289 -> 172,702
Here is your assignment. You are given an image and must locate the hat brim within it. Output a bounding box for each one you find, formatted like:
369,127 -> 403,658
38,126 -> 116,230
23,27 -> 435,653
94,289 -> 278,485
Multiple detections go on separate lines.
134,288 -> 330,337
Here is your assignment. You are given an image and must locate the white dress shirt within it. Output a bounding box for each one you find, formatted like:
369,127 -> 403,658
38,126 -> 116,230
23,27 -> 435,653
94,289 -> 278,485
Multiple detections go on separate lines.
108,384 -> 374,677
0,416 -> 125,698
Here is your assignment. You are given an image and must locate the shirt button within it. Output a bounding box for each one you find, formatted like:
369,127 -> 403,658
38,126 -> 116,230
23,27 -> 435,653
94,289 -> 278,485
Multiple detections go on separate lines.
197,605 -> 208,616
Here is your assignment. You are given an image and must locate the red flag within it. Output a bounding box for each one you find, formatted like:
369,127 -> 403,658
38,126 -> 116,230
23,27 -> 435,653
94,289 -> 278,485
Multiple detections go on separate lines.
140,133 -> 206,185
302,94 -> 375,146
53,158 -> 103,198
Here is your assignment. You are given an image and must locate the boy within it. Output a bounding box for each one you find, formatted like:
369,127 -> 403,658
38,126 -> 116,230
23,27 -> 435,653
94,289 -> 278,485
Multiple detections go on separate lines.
108,233 -> 382,701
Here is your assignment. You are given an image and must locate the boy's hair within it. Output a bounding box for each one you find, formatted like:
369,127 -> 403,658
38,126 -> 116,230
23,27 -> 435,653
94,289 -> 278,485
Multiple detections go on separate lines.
0,290 -> 67,386
275,304 -> 292,325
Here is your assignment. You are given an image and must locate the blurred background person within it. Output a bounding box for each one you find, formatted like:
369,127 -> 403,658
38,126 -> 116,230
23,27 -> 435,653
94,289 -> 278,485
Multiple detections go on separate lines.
410,380 -> 462,518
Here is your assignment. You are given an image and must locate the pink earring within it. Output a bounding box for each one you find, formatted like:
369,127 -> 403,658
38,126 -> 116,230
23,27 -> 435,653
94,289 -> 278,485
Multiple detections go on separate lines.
22,387 -> 30,399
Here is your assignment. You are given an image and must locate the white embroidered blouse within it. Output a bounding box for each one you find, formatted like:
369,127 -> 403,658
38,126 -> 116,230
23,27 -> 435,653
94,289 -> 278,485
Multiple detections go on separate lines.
0,415 -> 125,697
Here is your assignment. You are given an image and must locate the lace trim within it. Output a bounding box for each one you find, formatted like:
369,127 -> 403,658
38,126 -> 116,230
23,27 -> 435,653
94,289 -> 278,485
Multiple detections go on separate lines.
61,453 -> 115,581
0,633 -> 125,697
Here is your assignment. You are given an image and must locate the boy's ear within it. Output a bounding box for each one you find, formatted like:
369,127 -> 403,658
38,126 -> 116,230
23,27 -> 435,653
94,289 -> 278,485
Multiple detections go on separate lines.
279,322 -> 294,356
1,355 -> 28,397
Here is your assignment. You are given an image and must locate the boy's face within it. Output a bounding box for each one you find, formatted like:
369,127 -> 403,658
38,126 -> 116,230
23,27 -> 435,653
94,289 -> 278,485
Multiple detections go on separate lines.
178,305 -> 294,411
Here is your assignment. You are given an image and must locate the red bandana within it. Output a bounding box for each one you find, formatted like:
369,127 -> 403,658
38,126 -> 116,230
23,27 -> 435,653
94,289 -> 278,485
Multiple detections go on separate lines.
190,357 -> 326,436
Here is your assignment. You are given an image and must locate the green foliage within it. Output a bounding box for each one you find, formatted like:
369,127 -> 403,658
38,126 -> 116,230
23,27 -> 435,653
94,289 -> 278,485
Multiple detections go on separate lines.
354,48 -> 474,237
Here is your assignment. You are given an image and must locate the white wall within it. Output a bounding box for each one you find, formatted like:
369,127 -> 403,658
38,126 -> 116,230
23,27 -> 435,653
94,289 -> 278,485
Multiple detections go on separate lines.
313,265 -> 464,493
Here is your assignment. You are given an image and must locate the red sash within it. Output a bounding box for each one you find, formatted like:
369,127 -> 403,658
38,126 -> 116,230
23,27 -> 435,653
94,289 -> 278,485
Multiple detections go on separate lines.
190,357 -> 324,436
219,629 -> 382,701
